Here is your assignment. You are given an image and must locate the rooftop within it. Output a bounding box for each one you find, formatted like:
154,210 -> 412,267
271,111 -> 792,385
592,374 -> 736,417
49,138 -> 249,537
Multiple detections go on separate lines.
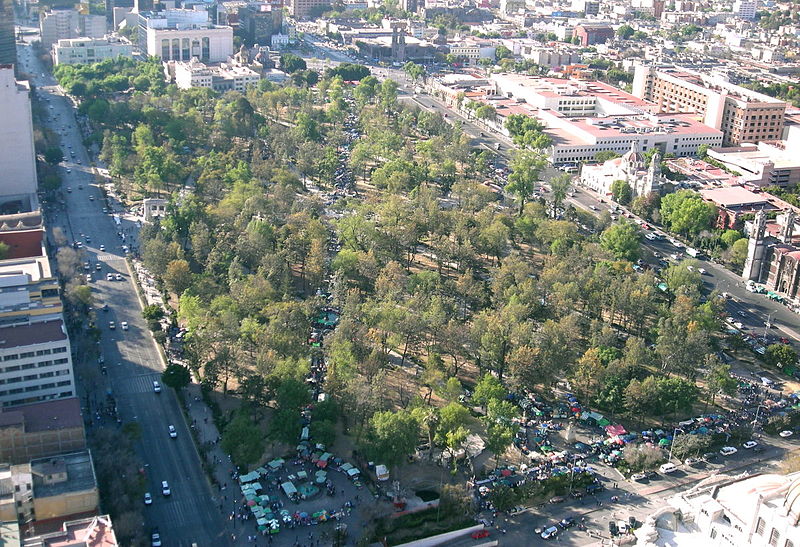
23,514 -> 117,547
0,255 -> 53,284
0,319 -> 67,350
699,186 -> 770,208
0,397 -> 83,433
31,451 -> 97,499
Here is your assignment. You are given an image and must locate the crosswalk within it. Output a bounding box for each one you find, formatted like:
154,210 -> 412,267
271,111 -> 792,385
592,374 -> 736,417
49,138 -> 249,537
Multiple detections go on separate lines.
111,373 -> 161,395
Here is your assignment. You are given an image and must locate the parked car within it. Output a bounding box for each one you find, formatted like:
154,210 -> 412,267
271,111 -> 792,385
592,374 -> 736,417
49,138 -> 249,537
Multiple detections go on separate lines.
780,430 -> 793,438
540,526 -> 559,540
659,462 -> 678,474
549,496 -> 565,504
559,517 -> 576,529
631,472 -> 648,481
743,441 -> 758,449
720,446 -> 738,456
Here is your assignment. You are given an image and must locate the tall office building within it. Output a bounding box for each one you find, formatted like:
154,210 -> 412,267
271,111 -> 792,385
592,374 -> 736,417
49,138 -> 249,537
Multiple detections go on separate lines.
0,66 -> 37,198
0,0 -> 17,67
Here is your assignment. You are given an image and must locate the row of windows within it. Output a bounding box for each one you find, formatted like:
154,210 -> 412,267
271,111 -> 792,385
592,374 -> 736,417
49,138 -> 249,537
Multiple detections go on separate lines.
1,391 -> 73,407
0,379 -> 71,396
2,347 -> 68,362
755,517 -> 794,547
1,358 -> 69,374
160,37 -> 210,62
0,369 -> 71,385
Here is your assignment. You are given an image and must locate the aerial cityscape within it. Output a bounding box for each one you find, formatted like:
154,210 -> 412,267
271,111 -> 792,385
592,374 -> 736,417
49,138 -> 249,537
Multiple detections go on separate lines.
1,0 -> 800,545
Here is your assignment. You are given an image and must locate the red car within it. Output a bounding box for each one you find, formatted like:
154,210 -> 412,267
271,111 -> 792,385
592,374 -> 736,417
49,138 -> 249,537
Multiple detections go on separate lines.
471,529 -> 490,539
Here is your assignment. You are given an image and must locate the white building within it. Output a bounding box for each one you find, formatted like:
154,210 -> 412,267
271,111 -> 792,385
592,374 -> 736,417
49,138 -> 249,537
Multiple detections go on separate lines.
0,319 -> 74,408
638,472 -> 800,547
138,9 -> 234,63
734,0 -> 758,19
53,37 -> 134,66
39,10 -> 107,49
0,67 -> 37,199
449,38 -> 496,65
580,142 -> 663,197
169,58 -> 261,92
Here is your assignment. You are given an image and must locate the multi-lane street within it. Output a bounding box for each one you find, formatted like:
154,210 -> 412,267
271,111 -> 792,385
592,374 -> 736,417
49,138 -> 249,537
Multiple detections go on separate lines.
16,40 -> 225,546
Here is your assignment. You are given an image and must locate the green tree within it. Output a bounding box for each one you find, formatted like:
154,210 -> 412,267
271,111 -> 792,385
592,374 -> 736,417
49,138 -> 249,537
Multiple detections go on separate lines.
507,150 -> 547,215
610,179 -> 633,205
310,420 -> 336,447
765,344 -> 799,370
164,259 -> 192,296
368,410 -> 420,468
616,24 -> 635,38
705,356 -> 738,407
669,434 -> 711,460
728,238 -> 749,268
142,304 -> 164,321
221,413 -> 265,468
161,363 -> 191,390
472,373 -> 507,408
402,61 -> 425,82
279,53 -> 307,73
660,190 -> 717,235
595,150 -> 621,163
600,222 -> 640,261
44,147 -> 64,165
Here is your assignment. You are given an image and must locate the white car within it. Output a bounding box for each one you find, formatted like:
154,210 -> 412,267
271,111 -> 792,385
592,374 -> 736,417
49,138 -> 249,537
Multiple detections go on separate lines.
720,446 -> 738,456
161,480 -> 171,496
121,322 -> 128,331
743,441 -> 759,449
153,381 -> 161,393
168,425 -> 177,438
780,430 -> 793,438
698,268 -> 707,275
144,492 -> 152,505
106,273 -> 113,281
85,274 -> 91,282
115,273 -> 123,281
99,244 -> 105,251
108,321 -> 115,330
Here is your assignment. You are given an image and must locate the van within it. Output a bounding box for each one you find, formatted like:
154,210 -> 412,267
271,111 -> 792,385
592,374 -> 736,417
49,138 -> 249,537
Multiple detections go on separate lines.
659,462 -> 678,474
761,377 -> 774,387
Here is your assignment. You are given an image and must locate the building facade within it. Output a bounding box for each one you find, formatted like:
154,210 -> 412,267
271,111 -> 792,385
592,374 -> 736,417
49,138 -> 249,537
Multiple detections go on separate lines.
632,65 -> 788,146
169,58 -> 261,92
572,23 -> 614,46
580,142 -> 663,197
288,0 -> 329,18
0,67 -> 37,199
0,398 -> 86,465
53,37 -> 133,66
138,9 -> 234,63
0,0 -> 16,67
30,451 -> 98,523
239,4 -> 282,46
39,10 -> 107,49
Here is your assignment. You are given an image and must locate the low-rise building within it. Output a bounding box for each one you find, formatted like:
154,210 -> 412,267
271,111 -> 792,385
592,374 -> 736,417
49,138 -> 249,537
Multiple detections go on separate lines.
23,514 -> 117,546
30,451 -> 99,523
572,23 -> 614,46
53,36 -> 133,66
448,37 -> 496,65
706,142 -> 800,188
168,58 -> 261,92
0,398 -> 85,465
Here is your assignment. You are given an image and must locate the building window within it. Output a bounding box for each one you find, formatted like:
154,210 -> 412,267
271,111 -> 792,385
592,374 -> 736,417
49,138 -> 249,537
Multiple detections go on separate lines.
756,518 -> 766,535
182,38 -> 190,60
785,540 -> 794,547
161,39 -> 169,58
770,529 -> 780,546
202,37 -> 210,61
172,38 -> 180,60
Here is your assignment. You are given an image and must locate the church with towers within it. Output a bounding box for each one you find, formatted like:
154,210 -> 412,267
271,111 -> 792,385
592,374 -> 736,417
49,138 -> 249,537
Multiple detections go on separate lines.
742,207 -> 800,303
579,142 -> 664,199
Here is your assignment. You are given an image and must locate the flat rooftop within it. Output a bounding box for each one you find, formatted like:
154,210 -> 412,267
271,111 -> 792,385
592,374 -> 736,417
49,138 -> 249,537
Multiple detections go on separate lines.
699,186 -> 770,208
0,255 -> 52,284
31,451 -> 96,499
0,319 -> 67,350
0,397 -> 83,433
548,112 -> 721,147
491,74 -> 654,109
23,514 -> 117,547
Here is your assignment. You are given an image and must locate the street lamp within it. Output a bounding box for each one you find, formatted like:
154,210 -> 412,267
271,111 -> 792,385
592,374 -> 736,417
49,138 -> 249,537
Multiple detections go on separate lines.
668,427 -> 680,462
